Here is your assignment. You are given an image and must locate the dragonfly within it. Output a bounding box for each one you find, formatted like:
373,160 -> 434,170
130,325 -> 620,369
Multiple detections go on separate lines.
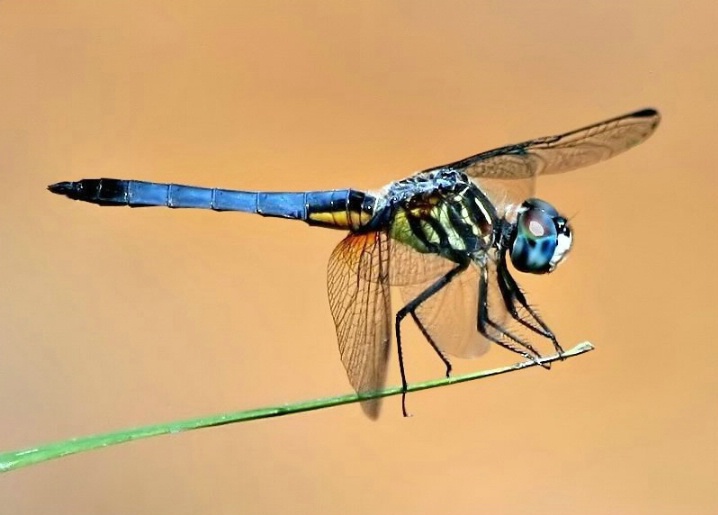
49,108 -> 660,418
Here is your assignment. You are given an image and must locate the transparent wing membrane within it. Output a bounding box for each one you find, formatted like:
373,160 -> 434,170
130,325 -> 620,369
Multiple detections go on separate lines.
340,234 -> 457,287
399,262 -> 486,359
427,108 -> 660,181
327,232 -> 392,418
474,176 -> 535,223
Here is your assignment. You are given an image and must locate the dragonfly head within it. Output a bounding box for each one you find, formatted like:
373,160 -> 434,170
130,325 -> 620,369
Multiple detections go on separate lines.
508,198 -> 572,274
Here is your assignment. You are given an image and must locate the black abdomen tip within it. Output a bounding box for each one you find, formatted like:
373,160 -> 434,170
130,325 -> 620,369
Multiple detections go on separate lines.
48,181 -> 84,199
48,181 -> 73,195
47,178 -> 126,205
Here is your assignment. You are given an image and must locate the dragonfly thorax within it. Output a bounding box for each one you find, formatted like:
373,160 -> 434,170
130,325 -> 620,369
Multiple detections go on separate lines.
385,168 -> 471,202
385,169 -> 499,262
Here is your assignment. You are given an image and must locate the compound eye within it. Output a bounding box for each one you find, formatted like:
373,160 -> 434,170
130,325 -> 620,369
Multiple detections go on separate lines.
509,199 -> 572,274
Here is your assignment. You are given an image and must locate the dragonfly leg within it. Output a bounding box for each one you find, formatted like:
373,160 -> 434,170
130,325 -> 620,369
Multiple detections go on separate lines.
410,312 -> 452,377
395,260 -> 469,417
496,254 -> 565,357
477,265 -> 551,369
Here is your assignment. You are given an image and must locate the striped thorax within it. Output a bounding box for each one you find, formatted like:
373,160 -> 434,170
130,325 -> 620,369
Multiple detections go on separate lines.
384,169 -> 498,262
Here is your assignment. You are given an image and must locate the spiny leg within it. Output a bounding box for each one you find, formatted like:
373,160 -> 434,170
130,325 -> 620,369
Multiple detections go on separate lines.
395,261 -> 469,416
477,265 -> 550,369
410,312 -> 452,377
496,255 -> 564,356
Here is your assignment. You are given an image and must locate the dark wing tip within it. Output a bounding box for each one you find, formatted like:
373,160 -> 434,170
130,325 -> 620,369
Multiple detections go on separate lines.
632,108 -> 659,118
631,107 -> 661,128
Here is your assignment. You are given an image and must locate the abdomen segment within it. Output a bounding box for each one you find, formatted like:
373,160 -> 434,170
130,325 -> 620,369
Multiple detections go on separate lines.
48,178 -> 378,231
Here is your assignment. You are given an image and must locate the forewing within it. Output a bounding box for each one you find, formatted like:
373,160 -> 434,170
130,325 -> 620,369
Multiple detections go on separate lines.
327,232 -> 392,418
387,238 -> 456,286
427,108 -> 660,180
347,232 -> 456,287
472,176 -> 535,224
398,260 -> 507,359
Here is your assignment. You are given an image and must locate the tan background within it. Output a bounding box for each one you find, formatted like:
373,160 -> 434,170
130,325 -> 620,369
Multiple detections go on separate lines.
0,2 -> 716,514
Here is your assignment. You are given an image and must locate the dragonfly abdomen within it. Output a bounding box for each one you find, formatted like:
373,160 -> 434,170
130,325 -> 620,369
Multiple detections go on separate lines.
48,178 -> 378,230
304,189 -> 378,230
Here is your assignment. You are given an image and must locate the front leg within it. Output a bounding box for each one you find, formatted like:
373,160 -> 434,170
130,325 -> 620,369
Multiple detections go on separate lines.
477,265 -> 551,369
496,254 -> 564,356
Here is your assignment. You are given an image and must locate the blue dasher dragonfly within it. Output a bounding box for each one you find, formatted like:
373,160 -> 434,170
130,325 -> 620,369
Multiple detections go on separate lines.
49,108 -> 660,418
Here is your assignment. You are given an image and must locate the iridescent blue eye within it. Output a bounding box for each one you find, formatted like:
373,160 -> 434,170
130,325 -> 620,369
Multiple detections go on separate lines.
509,198 -> 572,274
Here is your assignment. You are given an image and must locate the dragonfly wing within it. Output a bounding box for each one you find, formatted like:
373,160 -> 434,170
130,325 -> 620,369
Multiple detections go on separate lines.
397,259 -> 511,359
345,231 -> 457,287
398,261 -> 485,359
386,238 -> 456,286
426,108 -> 660,180
471,175 -> 535,224
327,232 -> 392,418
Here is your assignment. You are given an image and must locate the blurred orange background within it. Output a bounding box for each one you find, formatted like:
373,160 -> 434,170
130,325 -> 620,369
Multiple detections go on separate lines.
0,2 -> 715,514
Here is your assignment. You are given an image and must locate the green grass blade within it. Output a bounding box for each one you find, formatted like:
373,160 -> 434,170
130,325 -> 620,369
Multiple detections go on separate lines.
0,341 -> 593,473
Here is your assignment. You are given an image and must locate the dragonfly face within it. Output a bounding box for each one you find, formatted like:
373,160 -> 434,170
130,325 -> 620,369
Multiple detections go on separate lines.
48,108 -> 660,418
509,198 -> 573,274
